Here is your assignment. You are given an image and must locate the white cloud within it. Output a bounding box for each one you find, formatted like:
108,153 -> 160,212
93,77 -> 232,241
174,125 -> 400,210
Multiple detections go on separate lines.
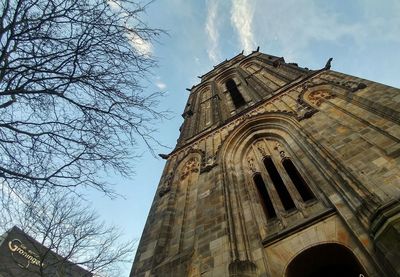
107,0 -> 120,10
205,0 -> 221,63
126,32 -> 152,56
155,81 -> 167,90
231,0 -> 256,54
107,0 -> 153,56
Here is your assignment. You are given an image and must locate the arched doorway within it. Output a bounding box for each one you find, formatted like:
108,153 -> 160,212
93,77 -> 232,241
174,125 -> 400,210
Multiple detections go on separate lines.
286,243 -> 367,277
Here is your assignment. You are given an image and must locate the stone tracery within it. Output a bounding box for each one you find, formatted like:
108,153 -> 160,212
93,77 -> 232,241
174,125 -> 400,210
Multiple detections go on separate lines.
180,157 -> 200,180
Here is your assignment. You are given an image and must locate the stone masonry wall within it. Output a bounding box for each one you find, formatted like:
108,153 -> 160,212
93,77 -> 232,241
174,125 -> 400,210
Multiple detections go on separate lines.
131,61 -> 400,277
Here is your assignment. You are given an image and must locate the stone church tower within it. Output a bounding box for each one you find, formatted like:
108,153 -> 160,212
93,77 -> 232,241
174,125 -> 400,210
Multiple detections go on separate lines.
130,51 -> 400,277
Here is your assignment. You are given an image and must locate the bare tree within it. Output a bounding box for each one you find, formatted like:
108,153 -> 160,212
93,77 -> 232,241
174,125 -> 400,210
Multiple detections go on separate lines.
0,0 -> 165,196
0,190 -> 135,277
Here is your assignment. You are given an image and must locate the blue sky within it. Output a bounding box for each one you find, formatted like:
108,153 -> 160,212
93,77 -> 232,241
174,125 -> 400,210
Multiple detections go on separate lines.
88,0 -> 400,274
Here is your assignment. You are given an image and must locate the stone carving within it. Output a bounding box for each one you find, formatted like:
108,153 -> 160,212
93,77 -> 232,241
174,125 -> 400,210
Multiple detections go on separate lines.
201,155 -> 218,173
319,73 -> 367,92
248,157 -> 256,173
159,173 -> 173,197
307,90 -> 335,106
256,142 -> 267,157
158,186 -> 170,197
294,83 -> 319,120
295,96 -> 316,121
180,157 -> 200,180
274,142 -> 286,158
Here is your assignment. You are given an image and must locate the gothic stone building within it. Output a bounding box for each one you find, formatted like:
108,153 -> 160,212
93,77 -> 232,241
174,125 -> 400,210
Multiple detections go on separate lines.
130,51 -> 400,277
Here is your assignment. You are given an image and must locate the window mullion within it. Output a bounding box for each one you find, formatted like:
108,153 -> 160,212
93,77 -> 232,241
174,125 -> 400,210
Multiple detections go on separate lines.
251,143 -> 286,215
282,158 -> 315,202
270,152 -> 304,205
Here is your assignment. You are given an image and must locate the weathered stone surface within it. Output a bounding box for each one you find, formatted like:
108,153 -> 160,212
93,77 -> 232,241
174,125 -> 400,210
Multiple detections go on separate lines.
130,52 -> 400,277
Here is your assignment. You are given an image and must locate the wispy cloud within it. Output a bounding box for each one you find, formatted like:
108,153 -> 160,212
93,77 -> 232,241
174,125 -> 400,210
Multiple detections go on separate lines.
155,81 -> 167,90
108,0 -> 153,56
205,0 -> 221,63
126,33 -> 153,56
231,0 -> 256,54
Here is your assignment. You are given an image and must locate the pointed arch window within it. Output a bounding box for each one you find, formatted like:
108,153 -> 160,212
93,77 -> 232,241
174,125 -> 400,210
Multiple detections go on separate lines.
247,140 -> 318,227
253,173 -> 276,219
263,156 -> 296,211
226,79 -> 246,109
282,158 -> 315,201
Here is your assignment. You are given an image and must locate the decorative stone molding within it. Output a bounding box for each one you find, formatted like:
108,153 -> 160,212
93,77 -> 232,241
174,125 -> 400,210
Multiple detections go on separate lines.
295,96 -> 317,121
307,90 -> 336,107
228,260 -> 258,277
273,142 -> 286,158
201,155 -> 218,173
159,173 -> 173,197
247,157 -> 257,173
180,157 -> 200,180
256,141 -> 267,157
318,73 -> 367,92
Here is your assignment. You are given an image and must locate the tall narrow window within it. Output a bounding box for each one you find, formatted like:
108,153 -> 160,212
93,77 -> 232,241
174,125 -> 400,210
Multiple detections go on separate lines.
282,159 -> 315,201
226,79 -> 246,109
263,156 -> 296,211
253,173 -> 276,219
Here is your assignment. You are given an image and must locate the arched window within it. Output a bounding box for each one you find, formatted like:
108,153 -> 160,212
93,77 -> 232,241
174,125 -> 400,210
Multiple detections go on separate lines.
282,158 -> 315,202
263,156 -> 296,211
253,173 -> 276,219
286,243 -> 367,277
226,79 -> 246,109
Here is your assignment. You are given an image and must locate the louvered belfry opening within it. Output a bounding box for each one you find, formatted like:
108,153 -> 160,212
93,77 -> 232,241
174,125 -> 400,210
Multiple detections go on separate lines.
226,79 -> 246,108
